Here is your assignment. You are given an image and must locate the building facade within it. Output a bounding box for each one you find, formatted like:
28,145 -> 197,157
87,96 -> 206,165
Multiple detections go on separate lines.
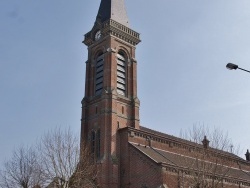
81,0 -> 250,187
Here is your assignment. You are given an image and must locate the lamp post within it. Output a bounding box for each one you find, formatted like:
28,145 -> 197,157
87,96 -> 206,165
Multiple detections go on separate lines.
226,63 -> 250,73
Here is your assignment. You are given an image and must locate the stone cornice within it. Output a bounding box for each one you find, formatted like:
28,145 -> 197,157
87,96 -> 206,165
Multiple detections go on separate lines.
83,19 -> 141,47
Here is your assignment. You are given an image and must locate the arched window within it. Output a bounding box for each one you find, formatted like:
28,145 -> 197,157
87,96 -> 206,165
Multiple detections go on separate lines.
117,52 -> 126,96
95,53 -> 104,95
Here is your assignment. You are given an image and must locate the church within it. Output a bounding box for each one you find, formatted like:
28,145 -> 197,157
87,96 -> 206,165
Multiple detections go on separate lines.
80,0 -> 250,187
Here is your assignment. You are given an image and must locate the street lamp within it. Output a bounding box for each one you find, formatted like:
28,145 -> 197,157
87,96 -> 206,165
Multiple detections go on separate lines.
226,63 -> 250,73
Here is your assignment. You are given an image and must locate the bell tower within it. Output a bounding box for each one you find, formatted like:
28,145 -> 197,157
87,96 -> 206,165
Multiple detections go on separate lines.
81,0 -> 141,187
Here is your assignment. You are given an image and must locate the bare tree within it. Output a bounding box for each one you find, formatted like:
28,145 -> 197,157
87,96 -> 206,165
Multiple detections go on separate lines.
180,124 -> 240,154
0,146 -> 44,188
39,128 -> 98,188
179,124 -> 241,188
0,128 -> 97,188
69,142 -> 98,188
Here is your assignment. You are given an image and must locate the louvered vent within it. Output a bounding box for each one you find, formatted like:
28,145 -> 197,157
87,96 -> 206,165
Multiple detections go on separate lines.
95,54 -> 104,95
117,53 -> 126,96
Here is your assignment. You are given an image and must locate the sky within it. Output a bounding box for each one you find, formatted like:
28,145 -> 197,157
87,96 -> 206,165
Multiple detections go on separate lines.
1,0 -> 250,166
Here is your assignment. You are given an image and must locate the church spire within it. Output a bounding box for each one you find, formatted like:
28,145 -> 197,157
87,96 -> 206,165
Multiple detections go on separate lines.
96,0 -> 129,27
83,0 -> 140,47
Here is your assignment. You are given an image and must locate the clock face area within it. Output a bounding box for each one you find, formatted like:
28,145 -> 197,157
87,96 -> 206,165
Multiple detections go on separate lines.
95,30 -> 101,41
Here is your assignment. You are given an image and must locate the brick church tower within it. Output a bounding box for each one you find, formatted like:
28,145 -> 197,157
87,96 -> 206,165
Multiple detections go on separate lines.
80,1 -> 250,187
81,0 -> 141,187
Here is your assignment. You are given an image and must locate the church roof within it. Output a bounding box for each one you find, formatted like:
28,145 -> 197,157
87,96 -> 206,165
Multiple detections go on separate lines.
140,126 -> 243,161
96,0 -> 129,27
130,142 -> 250,182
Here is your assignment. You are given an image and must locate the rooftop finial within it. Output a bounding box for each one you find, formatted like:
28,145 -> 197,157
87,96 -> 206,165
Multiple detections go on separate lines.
202,136 -> 210,149
246,149 -> 250,161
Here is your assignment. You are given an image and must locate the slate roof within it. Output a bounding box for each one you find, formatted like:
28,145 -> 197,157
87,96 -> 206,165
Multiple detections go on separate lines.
130,142 -> 250,182
139,126 -> 244,161
96,0 -> 129,27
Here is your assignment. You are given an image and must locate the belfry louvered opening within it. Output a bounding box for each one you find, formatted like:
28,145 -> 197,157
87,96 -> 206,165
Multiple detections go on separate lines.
95,53 -> 104,95
117,53 -> 126,96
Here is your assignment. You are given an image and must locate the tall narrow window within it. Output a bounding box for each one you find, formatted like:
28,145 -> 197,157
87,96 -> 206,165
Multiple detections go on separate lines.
91,131 -> 96,154
95,53 -> 104,95
96,129 -> 101,158
122,106 -> 124,114
117,52 -> 126,96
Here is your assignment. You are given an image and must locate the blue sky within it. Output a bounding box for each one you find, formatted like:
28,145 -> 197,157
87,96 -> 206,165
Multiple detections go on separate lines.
1,0 -> 250,166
